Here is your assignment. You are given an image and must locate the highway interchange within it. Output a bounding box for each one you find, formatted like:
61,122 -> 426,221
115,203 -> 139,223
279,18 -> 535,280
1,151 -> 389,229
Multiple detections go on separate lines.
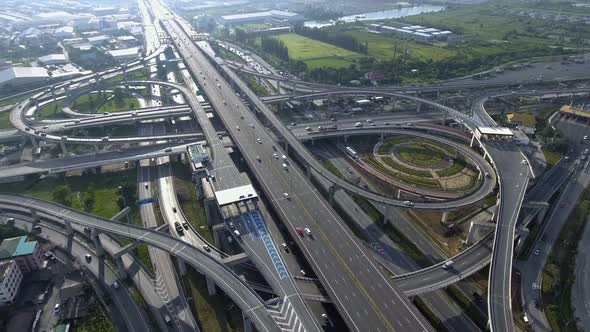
0,0 -> 589,331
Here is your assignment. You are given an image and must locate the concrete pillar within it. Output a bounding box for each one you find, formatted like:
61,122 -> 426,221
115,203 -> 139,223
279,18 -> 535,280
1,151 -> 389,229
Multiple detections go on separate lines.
91,229 -> 105,257
441,211 -> 449,224
176,258 -> 187,277
284,142 -> 289,156
380,132 -> 384,141
306,165 -> 311,179
30,209 -> 40,222
115,256 -> 128,279
416,102 -> 422,113
397,189 -> 401,199
442,111 -> 447,126
536,205 -> 548,224
30,137 -> 38,148
328,185 -> 336,207
93,145 -> 99,153
243,315 -> 254,332
470,134 -> 476,148
63,219 -> 74,236
60,141 -> 68,155
311,138 -> 315,146
206,276 -> 217,295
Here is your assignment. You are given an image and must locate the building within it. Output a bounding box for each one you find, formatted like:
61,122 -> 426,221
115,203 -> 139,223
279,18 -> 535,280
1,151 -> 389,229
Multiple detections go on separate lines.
106,47 -> 139,62
506,112 -> 536,129
87,35 -> 110,46
473,126 -> 514,142
38,54 -> 68,65
0,260 -> 22,305
511,129 -> 530,145
0,67 -> 49,89
219,10 -> 303,25
559,104 -> 590,121
54,26 -> 75,39
371,24 -> 456,43
0,236 -> 44,273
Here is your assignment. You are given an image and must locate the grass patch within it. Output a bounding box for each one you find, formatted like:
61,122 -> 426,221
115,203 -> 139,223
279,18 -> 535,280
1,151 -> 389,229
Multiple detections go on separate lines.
72,92 -> 112,114
352,195 -> 384,224
381,157 -> 433,178
446,285 -> 489,330
366,156 -> 440,188
37,100 -> 65,119
542,196 -> 590,332
437,158 -> 467,177
99,96 -> 139,114
0,111 -> 13,129
171,162 -> 211,243
348,31 -> 455,61
73,306 -> 116,332
323,160 -> 344,178
399,143 -> 445,167
184,267 -> 244,332
276,33 -> 364,69
413,296 -> 449,332
242,76 -> 269,97
543,149 -> 562,167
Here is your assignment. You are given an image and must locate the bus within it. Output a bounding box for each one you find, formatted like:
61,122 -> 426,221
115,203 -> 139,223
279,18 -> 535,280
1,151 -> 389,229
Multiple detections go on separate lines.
345,146 -> 358,159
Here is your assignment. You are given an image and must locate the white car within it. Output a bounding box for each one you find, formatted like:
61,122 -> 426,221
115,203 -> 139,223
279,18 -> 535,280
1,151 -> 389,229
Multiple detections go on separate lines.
273,153 -> 279,159
304,227 -> 311,236
233,230 -> 241,237
283,193 -> 290,199
257,138 -> 262,144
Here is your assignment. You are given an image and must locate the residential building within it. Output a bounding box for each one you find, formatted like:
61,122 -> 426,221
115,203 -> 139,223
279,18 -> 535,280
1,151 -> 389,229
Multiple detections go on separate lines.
0,67 -> 49,89
0,236 -> 45,273
54,26 -> 75,39
38,54 -> 68,66
219,10 -> 303,25
106,47 -> 139,62
0,260 -> 22,305
506,112 -> 537,132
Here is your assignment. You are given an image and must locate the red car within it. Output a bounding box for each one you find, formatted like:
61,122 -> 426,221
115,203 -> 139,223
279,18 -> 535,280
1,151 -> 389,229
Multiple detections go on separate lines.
295,227 -> 303,236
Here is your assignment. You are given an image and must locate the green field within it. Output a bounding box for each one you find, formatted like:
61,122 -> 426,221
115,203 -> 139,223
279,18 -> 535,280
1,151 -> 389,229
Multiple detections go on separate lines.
276,33 -> 364,69
172,162 -> 211,243
0,111 -> 12,129
99,96 -> 139,113
347,31 -> 455,61
399,143 -> 445,167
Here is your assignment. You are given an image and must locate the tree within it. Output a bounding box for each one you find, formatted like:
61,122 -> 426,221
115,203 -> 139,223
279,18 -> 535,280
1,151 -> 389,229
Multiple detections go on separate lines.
53,185 -> 72,206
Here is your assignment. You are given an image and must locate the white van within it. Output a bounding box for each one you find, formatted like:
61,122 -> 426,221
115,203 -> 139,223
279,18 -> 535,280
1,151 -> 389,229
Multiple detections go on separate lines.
442,260 -> 453,270
354,122 -> 362,128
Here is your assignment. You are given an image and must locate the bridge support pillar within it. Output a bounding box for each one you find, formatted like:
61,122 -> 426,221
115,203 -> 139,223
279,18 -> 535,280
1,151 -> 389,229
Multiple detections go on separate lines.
243,314 -> 254,332
63,219 -> 74,236
328,185 -> 336,207
441,211 -> 449,224
470,134 -> 476,148
30,209 -> 40,223
416,102 -> 422,113
30,137 -> 38,149
91,228 -> 105,257
206,276 -> 217,296
60,142 -> 68,155
344,135 -> 348,144
115,256 -> 128,280
93,145 -> 99,153
442,111 -> 447,126
176,258 -> 187,277
536,204 -> 549,224
306,165 -> 311,180
380,132 -> 384,141
212,223 -> 225,249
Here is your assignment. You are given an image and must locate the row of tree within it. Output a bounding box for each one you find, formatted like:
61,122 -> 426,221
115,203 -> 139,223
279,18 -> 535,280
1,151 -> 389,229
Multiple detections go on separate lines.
293,25 -> 368,54
260,37 -> 289,61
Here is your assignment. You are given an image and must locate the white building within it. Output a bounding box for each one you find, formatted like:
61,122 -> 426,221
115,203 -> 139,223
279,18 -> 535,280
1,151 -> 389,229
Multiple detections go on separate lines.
54,26 -> 75,39
107,47 -> 139,62
38,54 -> 68,65
87,35 -> 110,46
0,260 -> 23,305
0,67 -> 49,88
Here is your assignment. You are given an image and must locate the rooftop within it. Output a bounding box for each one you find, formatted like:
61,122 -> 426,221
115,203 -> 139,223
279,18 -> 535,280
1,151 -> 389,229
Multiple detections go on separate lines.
476,126 -> 514,136
560,104 -> 590,119
506,112 -> 537,128
215,184 -> 258,206
221,10 -> 299,21
38,54 -> 67,63
0,67 -> 49,83
106,47 -> 139,58
0,236 -> 38,260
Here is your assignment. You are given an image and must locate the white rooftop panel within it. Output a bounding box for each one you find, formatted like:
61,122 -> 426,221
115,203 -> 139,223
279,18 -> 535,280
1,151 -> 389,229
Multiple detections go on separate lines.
477,126 -> 513,136
215,184 -> 258,206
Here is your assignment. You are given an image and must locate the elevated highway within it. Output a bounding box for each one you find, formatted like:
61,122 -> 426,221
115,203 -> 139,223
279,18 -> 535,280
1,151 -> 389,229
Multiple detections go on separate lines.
163,17 -> 434,332
0,193 -> 282,332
